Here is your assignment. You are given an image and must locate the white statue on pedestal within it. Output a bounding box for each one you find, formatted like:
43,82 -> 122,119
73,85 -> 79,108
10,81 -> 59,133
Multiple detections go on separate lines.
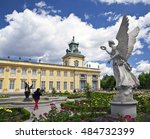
101,16 -> 140,101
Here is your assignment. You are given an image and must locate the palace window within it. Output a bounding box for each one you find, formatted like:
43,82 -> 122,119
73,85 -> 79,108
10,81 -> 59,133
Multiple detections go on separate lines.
11,68 -> 16,74
50,71 -> 53,76
57,71 -> 61,76
32,69 -> 36,75
64,71 -> 67,77
70,72 -> 74,77
21,80 -> 26,89
92,75 -> 98,80
41,70 -> 46,76
0,80 -> 2,89
32,80 -> 36,89
41,81 -> 45,89
80,74 -> 87,79
64,81 -> 67,90
0,67 -> 4,74
22,69 -> 27,75
57,81 -> 60,90
49,81 -> 53,90
70,82 -> 74,90
80,80 -> 86,90
92,81 -> 98,90
10,80 -> 15,89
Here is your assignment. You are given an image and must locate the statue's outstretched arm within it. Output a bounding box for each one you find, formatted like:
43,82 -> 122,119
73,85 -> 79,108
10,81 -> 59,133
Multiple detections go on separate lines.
100,46 -> 111,55
111,51 -> 119,59
105,49 -> 111,55
108,51 -> 119,63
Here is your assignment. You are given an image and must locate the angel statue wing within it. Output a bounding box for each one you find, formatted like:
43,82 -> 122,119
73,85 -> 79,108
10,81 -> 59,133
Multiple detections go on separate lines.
127,26 -> 140,59
116,16 -> 129,61
116,16 -> 140,61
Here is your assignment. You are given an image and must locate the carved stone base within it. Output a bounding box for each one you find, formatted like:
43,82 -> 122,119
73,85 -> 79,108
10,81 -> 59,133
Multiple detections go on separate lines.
113,86 -> 134,102
110,101 -> 138,118
110,86 -> 138,118
23,98 -> 32,102
112,93 -> 134,102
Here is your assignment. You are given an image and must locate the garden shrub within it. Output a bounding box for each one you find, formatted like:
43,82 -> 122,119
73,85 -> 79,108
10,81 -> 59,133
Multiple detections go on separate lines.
0,95 -> 9,98
0,107 -> 30,122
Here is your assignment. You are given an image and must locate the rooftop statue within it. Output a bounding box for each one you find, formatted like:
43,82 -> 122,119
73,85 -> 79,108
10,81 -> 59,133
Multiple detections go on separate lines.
100,16 -> 140,101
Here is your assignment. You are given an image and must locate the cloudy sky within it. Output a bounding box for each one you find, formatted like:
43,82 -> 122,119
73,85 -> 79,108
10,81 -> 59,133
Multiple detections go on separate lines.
0,0 -> 150,77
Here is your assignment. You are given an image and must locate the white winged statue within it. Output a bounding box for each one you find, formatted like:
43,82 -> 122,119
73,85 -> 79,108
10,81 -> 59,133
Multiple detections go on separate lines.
100,16 -> 140,99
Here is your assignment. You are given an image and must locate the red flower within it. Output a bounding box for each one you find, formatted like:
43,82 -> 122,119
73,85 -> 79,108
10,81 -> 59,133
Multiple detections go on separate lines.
43,112 -> 48,117
50,103 -> 56,109
60,109 -> 65,112
61,106 -> 69,110
124,115 -> 133,122
39,114 -> 43,118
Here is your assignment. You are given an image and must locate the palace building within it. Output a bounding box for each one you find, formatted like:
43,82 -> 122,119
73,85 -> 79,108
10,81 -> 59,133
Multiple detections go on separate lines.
0,37 -> 100,94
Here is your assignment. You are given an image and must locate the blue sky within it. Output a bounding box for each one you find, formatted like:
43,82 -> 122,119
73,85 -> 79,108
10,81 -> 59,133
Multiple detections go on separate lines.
0,0 -> 150,76
0,0 -> 150,28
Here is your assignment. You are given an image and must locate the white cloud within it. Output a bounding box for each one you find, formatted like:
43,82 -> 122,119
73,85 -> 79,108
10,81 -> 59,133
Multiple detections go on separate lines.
86,62 -> 113,78
23,3 -> 27,10
102,12 -> 121,22
50,8 -> 61,14
103,12 -> 114,16
86,60 -> 150,79
87,60 -> 150,78
93,0 -> 150,4
35,1 -> 46,8
132,49 -> 144,55
0,8 -> 149,69
84,13 -> 90,20
132,60 -> 150,75
107,14 -> 122,22
136,60 -> 150,72
0,9 -> 118,63
35,1 -> 61,15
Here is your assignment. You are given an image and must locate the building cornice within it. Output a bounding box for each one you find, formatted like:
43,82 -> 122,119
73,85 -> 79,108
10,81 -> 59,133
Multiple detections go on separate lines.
0,59 -> 100,73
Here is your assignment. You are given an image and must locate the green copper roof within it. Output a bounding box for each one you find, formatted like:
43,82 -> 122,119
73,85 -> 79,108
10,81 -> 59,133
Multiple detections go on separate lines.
63,36 -> 85,58
62,53 -> 85,59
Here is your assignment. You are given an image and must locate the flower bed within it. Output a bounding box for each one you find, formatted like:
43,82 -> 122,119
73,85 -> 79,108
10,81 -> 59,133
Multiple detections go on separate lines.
134,93 -> 150,114
61,93 -> 114,113
33,92 -> 150,122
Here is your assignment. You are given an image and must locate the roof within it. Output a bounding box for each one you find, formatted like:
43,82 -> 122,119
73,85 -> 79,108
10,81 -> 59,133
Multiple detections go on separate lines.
62,53 -> 85,59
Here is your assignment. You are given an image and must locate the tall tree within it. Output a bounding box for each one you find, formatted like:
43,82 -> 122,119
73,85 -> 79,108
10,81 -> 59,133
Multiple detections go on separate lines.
101,75 -> 116,91
138,72 -> 150,89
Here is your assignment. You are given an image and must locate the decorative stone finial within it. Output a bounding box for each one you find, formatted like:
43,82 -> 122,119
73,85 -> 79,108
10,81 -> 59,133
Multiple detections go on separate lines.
72,36 -> 75,42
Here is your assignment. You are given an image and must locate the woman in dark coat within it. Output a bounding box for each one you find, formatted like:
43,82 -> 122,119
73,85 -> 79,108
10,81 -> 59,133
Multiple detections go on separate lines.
33,88 -> 42,110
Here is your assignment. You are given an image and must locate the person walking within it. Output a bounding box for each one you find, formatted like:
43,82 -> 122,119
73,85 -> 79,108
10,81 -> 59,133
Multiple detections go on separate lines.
32,88 -> 42,110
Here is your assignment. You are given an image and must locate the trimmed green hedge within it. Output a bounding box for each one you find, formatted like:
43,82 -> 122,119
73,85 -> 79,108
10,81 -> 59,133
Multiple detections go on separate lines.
0,95 -> 9,98
0,108 -> 30,122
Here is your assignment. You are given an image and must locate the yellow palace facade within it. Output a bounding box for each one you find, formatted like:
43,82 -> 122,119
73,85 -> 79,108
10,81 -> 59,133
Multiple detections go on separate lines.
0,37 -> 100,94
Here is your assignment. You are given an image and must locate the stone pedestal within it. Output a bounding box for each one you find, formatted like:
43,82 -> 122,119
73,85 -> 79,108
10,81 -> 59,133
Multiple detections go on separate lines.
23,98 -> 32,102
110,86 -> 138,118
110,100 -> 138,118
